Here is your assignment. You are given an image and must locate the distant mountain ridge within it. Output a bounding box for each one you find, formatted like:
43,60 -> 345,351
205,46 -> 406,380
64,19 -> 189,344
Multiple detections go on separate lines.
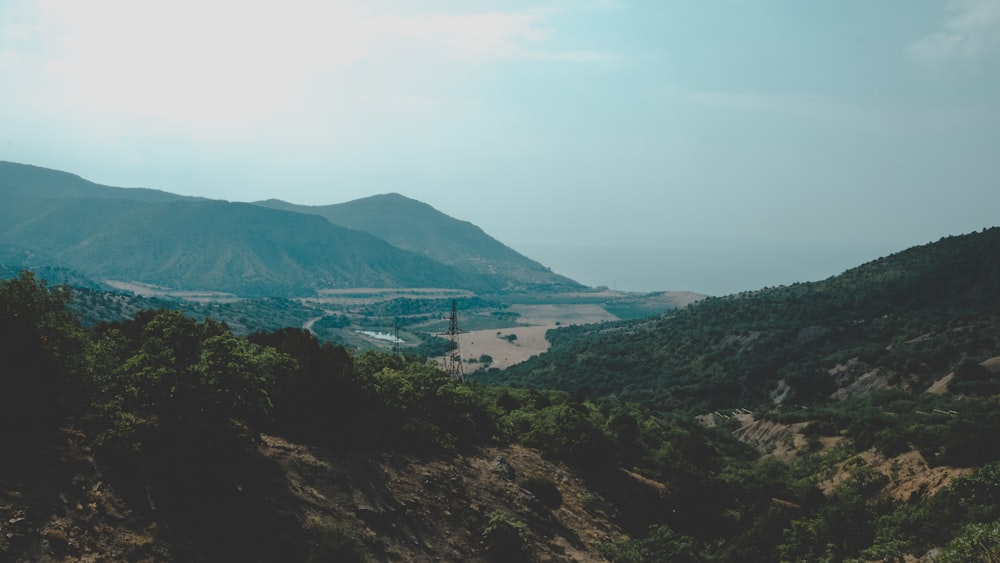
255,194 -> 583,291
0,161 -> 576,296
0,161 -> 201,203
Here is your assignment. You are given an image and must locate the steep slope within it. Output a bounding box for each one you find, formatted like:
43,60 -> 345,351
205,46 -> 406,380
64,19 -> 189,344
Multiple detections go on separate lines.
483,228 -> 1000,412
0,196 -> 498,296
0,428 -> 628,562
256,194 -> 584,292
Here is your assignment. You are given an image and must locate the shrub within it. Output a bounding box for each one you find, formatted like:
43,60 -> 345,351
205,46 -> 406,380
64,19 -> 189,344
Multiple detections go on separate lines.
307,523 -> 371,563
481,510 -> 527,560
520,476 -> 563,509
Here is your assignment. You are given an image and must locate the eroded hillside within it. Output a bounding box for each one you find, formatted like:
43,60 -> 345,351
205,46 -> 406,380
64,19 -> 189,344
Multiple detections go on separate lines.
0,429 -> 637,562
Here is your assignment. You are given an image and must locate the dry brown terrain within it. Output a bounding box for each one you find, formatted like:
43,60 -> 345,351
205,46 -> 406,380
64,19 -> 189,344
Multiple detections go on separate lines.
717,413 -> 970,504
818,449 -> 971,502
451,304 -> 620,371
457,326 -> 555,370
1,427 -> 632,562
263,436 -> 628,562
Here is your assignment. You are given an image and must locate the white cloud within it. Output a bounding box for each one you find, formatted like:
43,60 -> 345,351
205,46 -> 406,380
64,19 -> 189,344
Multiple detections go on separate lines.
0,48 -> 20,67
19,0 -> 612,134
910,0 -> 1000,63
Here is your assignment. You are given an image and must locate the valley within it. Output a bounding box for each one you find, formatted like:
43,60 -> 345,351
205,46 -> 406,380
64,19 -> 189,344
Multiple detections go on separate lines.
76,284 -> 699,370
4,162 -> 1000,562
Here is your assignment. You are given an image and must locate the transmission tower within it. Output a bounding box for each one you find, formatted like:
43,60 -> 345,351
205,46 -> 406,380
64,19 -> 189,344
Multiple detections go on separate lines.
444,298 -> 464,381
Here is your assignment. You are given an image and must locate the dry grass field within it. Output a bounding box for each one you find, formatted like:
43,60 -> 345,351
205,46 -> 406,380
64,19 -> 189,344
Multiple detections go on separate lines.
451,303 -> 619,371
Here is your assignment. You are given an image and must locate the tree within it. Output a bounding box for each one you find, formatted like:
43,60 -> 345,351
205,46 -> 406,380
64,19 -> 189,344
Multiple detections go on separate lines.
0,271 -> 87,430
88,310 -> 294,466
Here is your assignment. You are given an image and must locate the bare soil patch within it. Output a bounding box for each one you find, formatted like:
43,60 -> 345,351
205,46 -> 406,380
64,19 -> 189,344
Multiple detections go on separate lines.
456,325 -> 554,370
262,436 -> 628,562
819,449 -> 971,502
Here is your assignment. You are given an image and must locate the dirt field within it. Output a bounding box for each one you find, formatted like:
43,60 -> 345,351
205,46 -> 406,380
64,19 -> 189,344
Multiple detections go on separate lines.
456,326 -> 553,370
453,304 -> 619,371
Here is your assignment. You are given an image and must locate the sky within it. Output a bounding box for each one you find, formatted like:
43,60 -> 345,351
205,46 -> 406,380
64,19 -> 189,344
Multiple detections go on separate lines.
2,0 -> 999,293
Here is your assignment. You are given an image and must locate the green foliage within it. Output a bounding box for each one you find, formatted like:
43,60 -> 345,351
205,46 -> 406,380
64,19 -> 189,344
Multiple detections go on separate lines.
485,228 -> 1000,414
353,350 -> 501,450
600,525 -> 702,563
411,334 -> 456,358
10,258 -> 1000,562
936,520 -> 1000,563
778,466 -> 889,562
481,510 -> 527,560
0,271 -> 88,429
519,476 -> 563,509
261,191 -> 582,292
515,402 -> 615,464
248,328 -> 358,441
87,310 -> 293,466
764,390 -> 1000,469
0,193 -> 502,297
307,523 -> 372,563
951,358 -> 1000,396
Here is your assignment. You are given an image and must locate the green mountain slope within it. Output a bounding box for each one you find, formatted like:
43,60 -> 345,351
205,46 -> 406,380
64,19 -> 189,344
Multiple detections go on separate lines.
0,194 -> 498,296
0,162 -> 529,295
481,228 -> 1000,412
255,194 -> 584,292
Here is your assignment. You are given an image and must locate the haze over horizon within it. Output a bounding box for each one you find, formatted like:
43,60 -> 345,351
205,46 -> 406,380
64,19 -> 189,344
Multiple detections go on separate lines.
2,1 -> 999,293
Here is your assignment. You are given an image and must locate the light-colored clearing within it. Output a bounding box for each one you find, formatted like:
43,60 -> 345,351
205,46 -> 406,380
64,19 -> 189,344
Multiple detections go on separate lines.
509,304 -> 618,325
104,280 -> 239,302
455,325 -> 554,371
451,304 -> 619,371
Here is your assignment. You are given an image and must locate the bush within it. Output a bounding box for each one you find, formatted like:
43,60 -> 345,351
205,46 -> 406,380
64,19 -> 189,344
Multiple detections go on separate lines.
518,403 -> 614,465
307,523 -> 371,563
936,520 -> 1000,563
481,510 -> 527,560
520,476 -> 563,509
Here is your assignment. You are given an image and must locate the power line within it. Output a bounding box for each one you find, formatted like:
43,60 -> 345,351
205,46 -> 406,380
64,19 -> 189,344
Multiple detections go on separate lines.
444,298 -> 464,381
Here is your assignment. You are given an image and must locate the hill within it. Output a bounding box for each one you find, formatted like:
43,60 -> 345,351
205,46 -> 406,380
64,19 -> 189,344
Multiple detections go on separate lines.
0,162 -> 542,296
7,254 -> 1000,561
0,161 -> 198,203
481,227 -> 1000,412
255,194 -> 584,292
0,194 -> 496,296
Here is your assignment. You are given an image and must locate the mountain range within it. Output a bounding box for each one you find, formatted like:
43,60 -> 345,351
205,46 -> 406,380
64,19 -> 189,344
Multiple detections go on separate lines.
0,161 -> 583,296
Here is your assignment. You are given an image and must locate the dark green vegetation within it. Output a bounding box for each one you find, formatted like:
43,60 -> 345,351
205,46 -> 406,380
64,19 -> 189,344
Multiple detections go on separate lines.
0,161 -> 579,296
5,158 -> 1000,561
6,221 -> 1000,562
473,227 -> 1000,561
255,193 -> 582,291
0,271 -> 737,560
0,192 -> 494,296
487,227 -> 1000,413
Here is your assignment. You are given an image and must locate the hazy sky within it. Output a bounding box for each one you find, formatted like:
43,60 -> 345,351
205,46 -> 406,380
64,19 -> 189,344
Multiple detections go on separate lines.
2,1 -> 999,276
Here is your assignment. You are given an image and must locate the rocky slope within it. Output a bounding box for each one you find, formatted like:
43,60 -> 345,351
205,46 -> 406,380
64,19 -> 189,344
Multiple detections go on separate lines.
1,429 -> 642,562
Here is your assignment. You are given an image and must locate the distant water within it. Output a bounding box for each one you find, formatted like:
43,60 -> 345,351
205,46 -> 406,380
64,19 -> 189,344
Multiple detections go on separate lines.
514,242 -> 897,296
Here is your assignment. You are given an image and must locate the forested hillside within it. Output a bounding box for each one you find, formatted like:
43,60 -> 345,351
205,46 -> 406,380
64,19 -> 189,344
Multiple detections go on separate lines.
484,228 -> 1000,413
0,194 -> 498,296
5,228 -> 1000,562
1,161 -> 582,296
